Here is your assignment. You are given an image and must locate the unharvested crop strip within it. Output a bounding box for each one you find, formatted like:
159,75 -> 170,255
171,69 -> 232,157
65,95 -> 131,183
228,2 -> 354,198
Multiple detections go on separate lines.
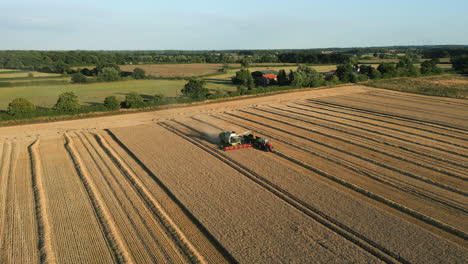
271,151 -> 468,240
194,115 -> 468,242
28,139 -> 56,264
334,96 -> 466,121
254,107 -> 468,161
260,106 -> 468,177
93,132 -> 203,263
216,114 -> 468,238
369,90 -> 468,107
280,104 -> 467,149
203,115 -> 468,214
296,102 -> 468,141
235,110 -> 468,196
308,99 -> 468,133
161,121 -> 408,264
104,129 -> 237,264
290,103 -> 468,169
222,113 -> 468,208
64,134 -> 134,264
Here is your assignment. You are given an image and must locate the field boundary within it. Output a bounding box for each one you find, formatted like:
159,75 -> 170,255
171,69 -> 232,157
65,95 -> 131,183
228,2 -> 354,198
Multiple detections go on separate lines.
0,84 -> 352,127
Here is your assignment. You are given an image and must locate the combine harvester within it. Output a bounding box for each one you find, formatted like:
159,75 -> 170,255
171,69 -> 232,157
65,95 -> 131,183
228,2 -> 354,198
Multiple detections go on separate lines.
219,131 -> 273,152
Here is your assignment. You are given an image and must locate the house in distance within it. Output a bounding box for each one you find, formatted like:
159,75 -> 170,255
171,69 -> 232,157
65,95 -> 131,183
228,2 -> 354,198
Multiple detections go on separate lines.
252,70 -> 278,86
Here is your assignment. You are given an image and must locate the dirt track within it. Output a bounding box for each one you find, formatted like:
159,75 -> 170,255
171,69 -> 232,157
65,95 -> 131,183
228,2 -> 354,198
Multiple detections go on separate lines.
0,85 -> 467,263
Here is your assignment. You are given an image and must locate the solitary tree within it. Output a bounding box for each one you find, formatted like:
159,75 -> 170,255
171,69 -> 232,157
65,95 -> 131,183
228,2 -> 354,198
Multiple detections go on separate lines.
103,96 -> 120,110
71,72 -> 88,83
153,93 -> 164,102
291,71 -> 305,87
368,67 -> 382,79
451,55 -> 468,74
54,92 -> 80,112
133,68 -> 146,79
181,78 -> 209,99
240,58 -> 250,68
231,69 -> 255,89
277,69 -> 289,86
377,63 -> 398,78
336,64 -> 355,82
7,98 -> 36,115
396,56 -> 419,77
98,67 -> 120,81
124,92 -> 144,108
288,70 -> 295,83
420,59 -> 442,75
292,65 -> 323,87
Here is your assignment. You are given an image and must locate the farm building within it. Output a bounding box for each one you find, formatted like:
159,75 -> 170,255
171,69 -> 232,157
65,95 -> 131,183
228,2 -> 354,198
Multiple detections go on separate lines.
252,70 -> 278,86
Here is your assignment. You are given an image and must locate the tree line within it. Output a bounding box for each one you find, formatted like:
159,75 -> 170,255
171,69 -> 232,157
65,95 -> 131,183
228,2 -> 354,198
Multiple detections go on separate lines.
0,50 -> 357,73
4,90 -> 165,119
229,56 -> 445,93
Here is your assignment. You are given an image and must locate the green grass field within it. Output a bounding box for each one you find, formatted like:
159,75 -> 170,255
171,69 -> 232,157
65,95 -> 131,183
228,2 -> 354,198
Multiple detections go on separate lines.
0,78 -> 237,109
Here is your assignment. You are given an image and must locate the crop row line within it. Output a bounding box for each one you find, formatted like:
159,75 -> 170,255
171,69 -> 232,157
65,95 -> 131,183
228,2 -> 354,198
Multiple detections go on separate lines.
260,106 -> 468,176
203,115 -> 467,214
281,104 -> 467,149
369,90 -> 468,107
307,99 -> 468,133
233,110 -> 468,196
296,101 -> 468,141
255,106 -> 468,164
335,96 -> 466,122
292,103 -> 468,169
161,120 -> 407,264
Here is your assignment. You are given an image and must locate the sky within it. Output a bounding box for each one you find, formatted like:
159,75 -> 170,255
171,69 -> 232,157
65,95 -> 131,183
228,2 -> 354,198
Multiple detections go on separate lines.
1,0 -> 468,50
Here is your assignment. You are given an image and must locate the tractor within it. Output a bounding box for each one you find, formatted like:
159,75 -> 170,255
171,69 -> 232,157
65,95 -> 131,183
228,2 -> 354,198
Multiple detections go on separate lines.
219,131 -> 273,152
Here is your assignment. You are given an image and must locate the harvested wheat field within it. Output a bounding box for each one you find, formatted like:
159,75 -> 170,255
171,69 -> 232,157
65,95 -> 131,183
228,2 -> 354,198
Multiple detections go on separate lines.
119,64 -> 239,77
0,85 -> 467,263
